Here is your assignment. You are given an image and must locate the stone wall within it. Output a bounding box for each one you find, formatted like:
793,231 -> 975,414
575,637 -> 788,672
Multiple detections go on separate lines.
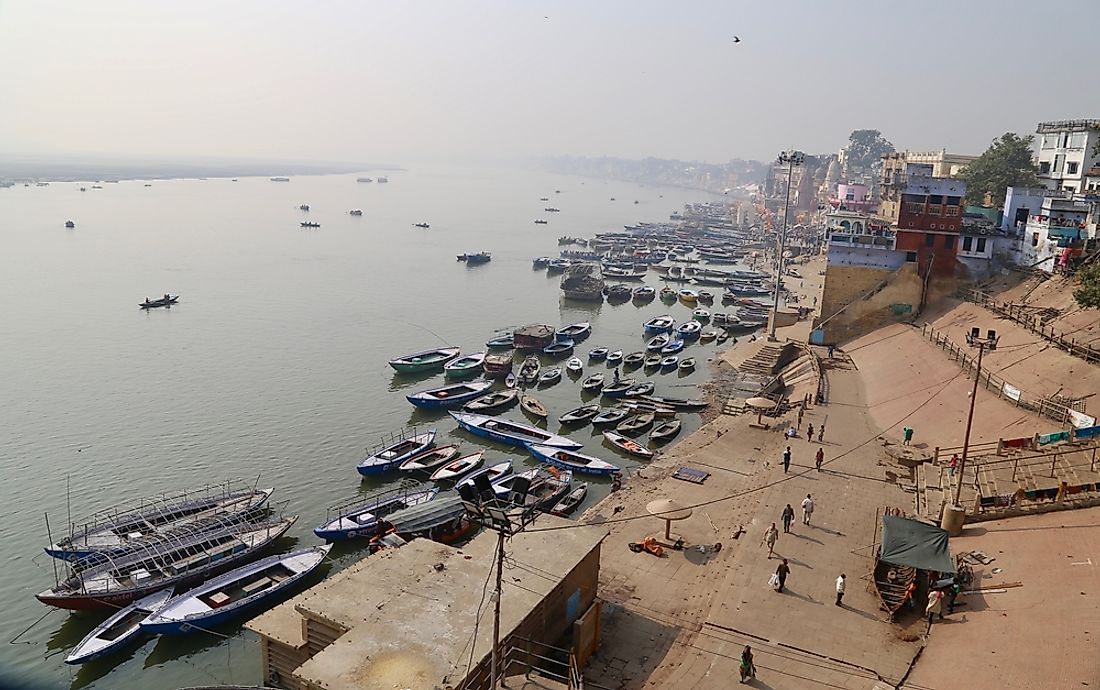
815,263 -> 935,343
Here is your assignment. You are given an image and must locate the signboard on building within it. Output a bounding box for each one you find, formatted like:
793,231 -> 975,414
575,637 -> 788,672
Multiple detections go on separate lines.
1002,383 -> 1021,402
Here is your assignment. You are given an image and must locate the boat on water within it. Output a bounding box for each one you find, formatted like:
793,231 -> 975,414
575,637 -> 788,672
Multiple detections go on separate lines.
482,352 -> 513,379
139,295 -> 179,309
65,220 -> 76,228
518,355 -> 541,386
462,388 -> 518,412
581,373 -> 605,392
639,394 -> 708,411
661,338 -> 685,355
388,347 -> 461,373
588,347 -> 609,361
505,373 -> 517,388
538,367 -> 562,386
623,352 -> 645,369
646,334 -> 671,352
603,266 -> 647,281
659,355 -> 679,370
693,308 -> 711,322
543,338 -> 574,358
565,357 -> 583,375
349,209 -> 363,216
141,544 -> 330,635
270,177 -> 290,182
644,354 -> 662,368
514,324 -> 557,351
532,257 -> 551,269
623,382 -> 655,397
377,176 -> 389,183
413,222 -> 430,229
679,357 -> 696,372
592,407 -> 630,427
527,446 -> 620,476
675,321 -> 702,340
534,219 -> 548,225
357,177 -> 373,183
64,588 -> 173,664
643,315 -> 675,335
632,286 -> 656,301
556,322 -> 591,341
600,379 -> 636,398
314,484 -> 439,540
430,451 -> 485,482
616,412 -> 655,435
716,331 -> 730,344
457,252 -> 492,264
485,333 -> 515,350
455,461 -> 513,493
493,467 -> 574,511
399,444 -> 460,473
443,352 -> 486,379
678,289 -> 699,304
520,393 -> 549,418
550,483 -> 589,517
606,350 -> 623,365
406,380 -> 494,409
700,329 -> 718,342
602,430 -> 655,459
546,258 -> 572,274
650,420 -> 682,443
37,515 -> 298,611
697,290 -> 715,304
605,284 -> 632,301
558,404 -> 601,425
450,411 -> 582,449
299,204 -> 310,211
300,222 -> 320,228
659,287 -> 678,301
357,429 -> 437,475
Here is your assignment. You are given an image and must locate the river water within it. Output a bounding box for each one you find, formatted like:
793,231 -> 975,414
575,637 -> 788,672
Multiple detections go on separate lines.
0,164 -> 734,689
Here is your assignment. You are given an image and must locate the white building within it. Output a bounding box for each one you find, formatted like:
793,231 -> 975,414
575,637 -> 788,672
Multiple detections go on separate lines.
1015,197 -> 1091,271
901,149 -> 978,178
1036,119 -> 1100,193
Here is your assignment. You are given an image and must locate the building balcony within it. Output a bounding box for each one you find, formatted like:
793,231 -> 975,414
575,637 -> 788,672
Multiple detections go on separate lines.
828,232 -> 897,250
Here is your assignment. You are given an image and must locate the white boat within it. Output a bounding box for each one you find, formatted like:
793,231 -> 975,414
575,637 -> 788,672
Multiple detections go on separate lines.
65,589 -> 173,664
430,450 -> 486,482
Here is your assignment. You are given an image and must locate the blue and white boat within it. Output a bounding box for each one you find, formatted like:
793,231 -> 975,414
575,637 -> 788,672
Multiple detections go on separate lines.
543,338 -> 574,358
661,338 -> 685,355
450,411 -> 582,449
588,347 -> 609,361
555,322 -> 591,342
357,430 -> 437,476
406,380 -> 494,409
675,321 -> 702,340
646,334 -> 671,352
65,589 -> 174,664
456,460 -> 514,493
141,545 -> 331,635
643,315 -> 675,335
526,445 -> 620,476
660,355 -> 679,370
314,486 -> 439,540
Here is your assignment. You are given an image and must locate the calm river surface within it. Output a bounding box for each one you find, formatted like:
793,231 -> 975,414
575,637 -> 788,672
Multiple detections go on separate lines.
0,164 -> 732,689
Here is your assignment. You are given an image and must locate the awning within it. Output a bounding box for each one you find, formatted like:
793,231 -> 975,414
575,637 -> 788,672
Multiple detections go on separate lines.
879,515 -> 954,573
386,495 -> 467,534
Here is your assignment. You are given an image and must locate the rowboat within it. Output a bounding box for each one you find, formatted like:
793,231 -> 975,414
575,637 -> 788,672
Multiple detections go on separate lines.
661,338 -> 684,355
463,388 -> 518,412
646,334 -> 671,352
650,420 -> 682,443
406,380 -> 494,409
430,450 -> 485,482
527,445 -> 620,476
676,321 -> 702,340
600,379 -> 636,398
520,394 -> 549,418
644,354 -> 662,368
456,460 -> 513,492
314,485 -> 439,540
486,334 -> 514,350
558,404 -> 601,425
581,373 -> 605,391
357,430 -> 436,475
443,352 -> 486,379
716,331 -> 730,344
606,350 -> 623,365
139,295 -> 179,309
483,352 -> 514,379
64,588 -> 174,664
550,483 -> 589,517
555,322 -> 591,341
46,484 -> 274,562
643,314 -> 675,335
632,286 -> 656,301
679,358 -> 696,372
543,338 -> 574,358
388,347 -> 461,373
639,395 -> 708,411
505,372 -> 517,388
622,400 -> 677,417
399,444 -> 460,472
495,467 -> 574,511
566,357 -> 583,375
623,352 -> 645,369
538,367 -> 562,386
615,412 -> 655,435
712,313 -> 728,325
518,356 -> 541,386
874,557 -> 917,618
602,430 -> 655,459
678,289 -> 698,304
692,309 -> 711,322
623,381 -> 655,397
700,330 -> 717,342
697,290 -> 715,304
588,347 -> 609,360
591,407 -> 630,426
660,355 -> 679,370
659,287 -> 677,301
450,411 -> 582,449
141,545 -> 330,635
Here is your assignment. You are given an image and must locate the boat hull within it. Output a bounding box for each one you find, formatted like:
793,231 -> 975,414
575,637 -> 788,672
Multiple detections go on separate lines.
450,412 -> 582,449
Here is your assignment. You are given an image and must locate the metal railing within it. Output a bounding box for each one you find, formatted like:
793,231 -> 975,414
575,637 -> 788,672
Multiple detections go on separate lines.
457,635 -> 583,690
958,288 -> 1100,365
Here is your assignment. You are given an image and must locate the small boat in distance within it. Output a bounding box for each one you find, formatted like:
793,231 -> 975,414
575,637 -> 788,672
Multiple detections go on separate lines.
603,430 -> 655,459
299,204 -> 310,211
534,219 -> 548,224
270,177 -> 290,182
349,209 -> 363,216
65,220 -> 75,228
357,177 -> 374,183
300,221 -> 320,228
413,222 -> 430,228
139,295 -> 179,310
65,589 -> 173,664
566,357 -> 583,375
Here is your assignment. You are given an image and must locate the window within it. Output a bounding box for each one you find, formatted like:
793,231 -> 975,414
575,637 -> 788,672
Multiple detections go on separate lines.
976,237 -> 987,253
1065,185 -> 1076,192
1068,162 -> 1079,175
927,204 -> 942,216
944,235 -> 955,249
905,202 -> 924,215
1042,134 -> 1057,149
906,251 -> 918,262
945,205 -> 959,216
962,236 -> 973,251
925,234 -> 936,247
1054,154 -> 1065,173
1069,131 -> 1087,149
1032,232 -> 1040,247
1040,161 -> 1051,174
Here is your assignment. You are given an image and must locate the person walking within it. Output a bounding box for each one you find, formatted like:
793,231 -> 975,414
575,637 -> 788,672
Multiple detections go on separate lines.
827,344 -> 835,359
806,423 -> 814,441
926,589 -> 944,624
782,446 -> 791,473
801,494 -> 814,525
817,423 -> 825,442
781,504 -> 794,533
835,573 -> 846,606
903,426 -> 914,446
739,646 -> 756,683
949,453 -> 959,477
775,559 -> 790,593
815,446 -> 824,472
762,522 -> 779,558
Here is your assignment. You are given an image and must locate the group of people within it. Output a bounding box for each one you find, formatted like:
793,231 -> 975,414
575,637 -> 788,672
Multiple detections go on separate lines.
780,444 -> 827,473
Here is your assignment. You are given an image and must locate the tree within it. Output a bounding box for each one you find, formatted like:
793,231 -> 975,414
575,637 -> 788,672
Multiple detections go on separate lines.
958,133 -> 1040,206
845,129 -> 895,171
1074,264 -> 1100,309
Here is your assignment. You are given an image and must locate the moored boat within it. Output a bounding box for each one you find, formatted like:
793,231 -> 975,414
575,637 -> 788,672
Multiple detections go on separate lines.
581,373 -> 605,392
406,380 -> 494,409
678,357 -> 696,372
450,411 -> 582,449
388,347 -> 461,373
600,379 -> 636,398
482,351 -> 514,379
520,393 -> 549,419
650,420 -> 682,443
632,286 -> 656,302
485,333 -> 515,350
675,321 -> 702,340
661,338 -> 685,355
518,355 -> 541,386
623,351 -> 645,369
463,388 -> 519,412
692,308 -> 711,322
357,430 -> 437,475
399,444 -> 461,472
616,412 -> 655,435
638,394 -> 708,411
623,381 -> 655,397
558,404 -> 601,425
430,450 -> 485,482
526,445 -> 620,476
550,483 -> 589,517
537,367 -> 562,386
443,352 -> 486,379
64,588 -> 174,664
314,485 -> 439,540
646,334 -> 671,351
606,350 -> 623,365
565,357 -> 583,375
678,289 -> 698,304
602,430 -> 655,459
644,354 -> 662,368
643,314 -> 675,335
591,406 -> 630,427
543,338 -> 574,358
555,322 -> 591,342
700,329 -> 718,342
588,347 -> 609,361
455,460 -> 513,493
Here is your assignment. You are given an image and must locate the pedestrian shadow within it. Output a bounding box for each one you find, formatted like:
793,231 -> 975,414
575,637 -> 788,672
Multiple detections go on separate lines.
787,532 -> 823,545
779,555 -> 813,570
839,603 -> 886,623
780,587 -> 823,605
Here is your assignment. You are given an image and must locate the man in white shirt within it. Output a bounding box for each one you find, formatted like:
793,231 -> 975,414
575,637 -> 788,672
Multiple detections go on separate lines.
835,573 -> 846,606
801,494 -> 814,525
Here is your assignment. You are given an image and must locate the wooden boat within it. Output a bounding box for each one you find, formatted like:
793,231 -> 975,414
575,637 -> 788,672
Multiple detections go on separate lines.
518,355 -> 541,386
358,430 -> 436,475
678,289 -> 698,304
716,331 -> 730,344
874,558 -> 917,617
314,485 -> 439,540
550,483 -> 589,517
527,446 -> 620,476
602,431 -> 655,459
591,407 -> 630,426
485,334 -> 514,350
588,347 -> 609,361
495,467 -> 574,511
712,313 -> 728,326
661,338 -> 685,355
300,222 -> 320,228
450,411 -> 582,449
457,252 -> 491,264
700,329 -> 718,342
443,352 -> 486,379
566,357 -> 583,375
406,380 -> 494,409
600,379 -> 636,398
615,412 -> 655,435
676,321 -> 702,339
692,308 -> 711,322
483,352 -> 514,379
605,349 -> 622,365
643,315 -> 675,335
537,367 -> 562,386
141,545 -> 330,635
581,373 -> 605,392
644,354 -> 662,368
638,395 -> 708,411
65,588 -> 174,664
532,256 -> 551,268
430,451 -> 485,482
632,286 -> 656,301
623,399 -> 677,417
558,404 -> 601,425
388,347 -> 460,374
543,338 -> 574,358
463,388 -> 518,412
679,358 -> 696,372
413,222 -> 430,228
37,515 -> 298,611
139,295 -> 179,309
65,220 -> 76,228
697,290 -> 715,304
555,322 -> 591,341
623,382 -> 655,397
650,420 -> 682,443
505,372 -> 517,388
520,394 -> 549,418
646,334 -> 671,352
46,484 -> 274,562
623,352 -> 645,369
659,287 -> 677,301
399,444 -> 460,472
456,460 -> 513,492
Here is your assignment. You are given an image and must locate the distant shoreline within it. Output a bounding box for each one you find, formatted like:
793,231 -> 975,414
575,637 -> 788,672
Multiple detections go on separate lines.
0,158 -> 401,184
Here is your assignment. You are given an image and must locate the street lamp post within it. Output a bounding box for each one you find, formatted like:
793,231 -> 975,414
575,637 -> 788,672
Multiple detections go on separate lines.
953,327 -> 999,506
769,150 -> 804,341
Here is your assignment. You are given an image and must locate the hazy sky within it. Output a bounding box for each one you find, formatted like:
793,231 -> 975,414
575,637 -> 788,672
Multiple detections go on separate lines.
2,1 -> 1099,165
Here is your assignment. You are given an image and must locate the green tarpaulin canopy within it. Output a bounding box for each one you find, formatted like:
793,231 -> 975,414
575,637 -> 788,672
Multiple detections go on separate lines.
879,515 -> 954,573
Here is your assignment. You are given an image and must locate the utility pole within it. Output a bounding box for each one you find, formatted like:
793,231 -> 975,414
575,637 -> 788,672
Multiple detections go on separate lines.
491,531 -> 505,689
770,150 -> 804,341
953,327 -> 999,506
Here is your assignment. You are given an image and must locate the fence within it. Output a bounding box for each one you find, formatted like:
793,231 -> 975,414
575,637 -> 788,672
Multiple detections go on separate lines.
919,323 -> 1090,426
959,288 -> 1100,365
457,635 -> 583,690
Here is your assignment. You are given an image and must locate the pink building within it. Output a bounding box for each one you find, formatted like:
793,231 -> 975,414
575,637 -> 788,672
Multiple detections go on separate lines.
829,182 -> 877,212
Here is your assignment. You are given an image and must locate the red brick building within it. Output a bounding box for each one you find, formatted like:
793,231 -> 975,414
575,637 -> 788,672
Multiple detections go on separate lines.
879,155 -> 967,276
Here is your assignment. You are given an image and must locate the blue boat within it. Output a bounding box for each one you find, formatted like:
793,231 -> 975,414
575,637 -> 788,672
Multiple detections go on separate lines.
406,380 -> 494,409
660,355 -> 679,370
65,589 -> 174,664
357,430 -> 437,475
661,338 -> 685,354
643,314 -> 675,335
526,445 -> 620,476
486,333 -> 514,350
675,321 -> 702,340
555,322 -> 591,342
450,411 -> 582,449
314,486 -> 439,541
588,347 -> 609,361
455,460 -> 514,493
141,545 -> 331,635
543,338 -> 575,358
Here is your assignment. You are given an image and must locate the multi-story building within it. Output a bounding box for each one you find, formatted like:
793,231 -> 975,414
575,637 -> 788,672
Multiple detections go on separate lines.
828,182 -> 877,212
1035,119 -> 1100,193
879,154 -> 967,276
1016,196 -> 1091,270
900,149 -> 978,178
